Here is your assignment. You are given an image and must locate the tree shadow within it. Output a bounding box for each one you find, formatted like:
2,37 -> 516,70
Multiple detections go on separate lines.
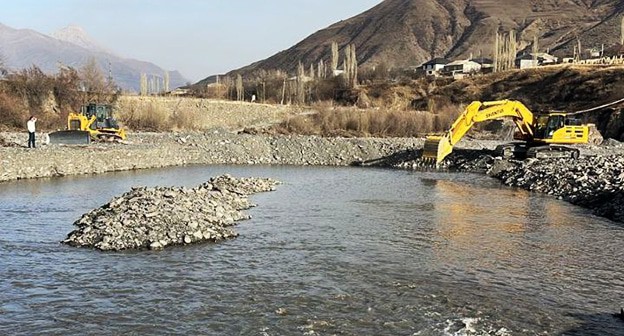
559,311 -> 624,336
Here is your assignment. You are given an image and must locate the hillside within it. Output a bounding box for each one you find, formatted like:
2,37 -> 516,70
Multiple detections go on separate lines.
0,23 -> 188,92
219,0 -> 624,77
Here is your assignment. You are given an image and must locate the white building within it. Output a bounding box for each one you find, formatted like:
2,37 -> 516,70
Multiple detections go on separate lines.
421,58 -> 449,76
442,60 -> 482,77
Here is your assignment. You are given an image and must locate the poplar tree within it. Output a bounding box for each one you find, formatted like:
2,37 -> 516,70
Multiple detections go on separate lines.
236,74 -> 244,101
532,35 -> 539,66
331,41 -> 339,74
296,62 -> 305,105
140,73 -> 148,96
621,16 -> 624,45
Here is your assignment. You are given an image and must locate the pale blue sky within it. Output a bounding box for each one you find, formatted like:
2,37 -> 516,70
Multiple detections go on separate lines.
0,0 -> 383,81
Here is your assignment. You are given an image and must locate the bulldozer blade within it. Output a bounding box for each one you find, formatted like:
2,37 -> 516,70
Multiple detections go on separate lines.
422,135 -> 453,167
49,130 -> 91,145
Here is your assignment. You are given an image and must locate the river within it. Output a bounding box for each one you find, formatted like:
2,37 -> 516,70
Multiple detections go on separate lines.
0,165 -> 622,335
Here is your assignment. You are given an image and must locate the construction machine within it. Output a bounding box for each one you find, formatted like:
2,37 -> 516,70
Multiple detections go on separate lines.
49,103 -> 126,145
423,100 -> 601,166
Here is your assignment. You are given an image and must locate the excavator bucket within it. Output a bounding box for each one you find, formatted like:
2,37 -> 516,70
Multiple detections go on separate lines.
422,134 -> 453,167
49,130 -> 91,145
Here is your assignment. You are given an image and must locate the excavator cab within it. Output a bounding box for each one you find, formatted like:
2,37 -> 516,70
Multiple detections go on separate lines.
532,113 -> 588,143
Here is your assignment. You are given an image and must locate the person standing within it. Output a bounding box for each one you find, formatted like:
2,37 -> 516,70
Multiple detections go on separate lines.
27,116 -> 37,148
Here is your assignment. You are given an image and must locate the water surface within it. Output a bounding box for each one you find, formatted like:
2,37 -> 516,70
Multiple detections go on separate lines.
0,165 -> 622,335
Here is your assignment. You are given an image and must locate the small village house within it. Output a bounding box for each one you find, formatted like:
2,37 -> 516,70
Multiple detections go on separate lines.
421,58 -> 449,76
442,59 -> 482,78
515,52 -> 559,69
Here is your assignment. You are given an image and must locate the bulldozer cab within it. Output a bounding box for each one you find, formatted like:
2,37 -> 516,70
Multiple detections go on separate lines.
82,103 -> 119,130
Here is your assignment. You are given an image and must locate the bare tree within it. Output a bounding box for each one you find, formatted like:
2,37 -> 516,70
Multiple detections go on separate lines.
343,44 -> 358,88
79,57 -> 118,103
350,45 -> 358,88
236,74 -> 244,101
317,59 -> 326,79
164,71 -> 170,92
532,35 -> 539,66
140,73 -> 148,96
331,41 -> 339,74
621,16 -> 624,45
493,32 -> 500,72
296,62 -> 305,105
492,30 -> 517,72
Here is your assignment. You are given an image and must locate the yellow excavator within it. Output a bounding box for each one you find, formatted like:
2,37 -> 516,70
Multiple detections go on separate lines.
49,103 -> 126,144
423,100 -> 601,166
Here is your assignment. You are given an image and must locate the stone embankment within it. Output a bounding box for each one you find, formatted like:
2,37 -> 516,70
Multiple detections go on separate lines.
489,155 -> 624,222
391,146 -> 624,223
0,132 -> 423,182
63,175 -> 280,251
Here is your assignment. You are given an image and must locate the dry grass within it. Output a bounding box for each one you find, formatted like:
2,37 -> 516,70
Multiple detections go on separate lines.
118,100 -> 172,131
275,103 -> 461,137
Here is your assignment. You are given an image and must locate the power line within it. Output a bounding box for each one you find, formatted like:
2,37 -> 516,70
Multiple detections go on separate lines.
568,97 -> 624,115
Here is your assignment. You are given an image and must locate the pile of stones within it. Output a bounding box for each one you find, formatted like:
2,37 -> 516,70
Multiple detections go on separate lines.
489,155 -> 624,222
390,148 -> 624,223
63,175 -> 280,251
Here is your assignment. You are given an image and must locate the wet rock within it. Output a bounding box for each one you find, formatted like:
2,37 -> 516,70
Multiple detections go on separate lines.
62,175 -> 280,251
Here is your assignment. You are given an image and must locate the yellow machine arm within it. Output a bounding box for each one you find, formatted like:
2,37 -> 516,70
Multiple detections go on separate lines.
423,100 -> 535,165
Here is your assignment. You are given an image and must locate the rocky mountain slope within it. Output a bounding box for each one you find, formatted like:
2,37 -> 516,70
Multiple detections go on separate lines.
0,23 -> 188,92
227,0 -> 624,76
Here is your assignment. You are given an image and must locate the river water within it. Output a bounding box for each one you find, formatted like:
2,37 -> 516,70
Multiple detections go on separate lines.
0,166 -> 622,335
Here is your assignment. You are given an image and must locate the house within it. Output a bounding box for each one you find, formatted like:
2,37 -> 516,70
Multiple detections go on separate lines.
471,57 -> 494,73
421,58 -> 449,76
442,59 -> 482,77
470,57 -> 494,69
516,54 -> 539,69
515,52 -> 559,69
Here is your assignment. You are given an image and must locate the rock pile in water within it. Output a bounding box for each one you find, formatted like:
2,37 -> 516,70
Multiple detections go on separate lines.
489,155 -> 624,222
63,175 -> 280,251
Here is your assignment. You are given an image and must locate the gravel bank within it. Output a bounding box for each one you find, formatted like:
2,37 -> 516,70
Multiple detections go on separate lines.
489,155 -> 624,223
0,131 -> 424,182
390,143 -> 624,224
63,175 -> 280,251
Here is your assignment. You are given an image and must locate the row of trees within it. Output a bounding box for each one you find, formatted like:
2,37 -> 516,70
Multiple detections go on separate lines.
139,71 -> 170,96
0,58 -> 119,129
191,41 -> 361,106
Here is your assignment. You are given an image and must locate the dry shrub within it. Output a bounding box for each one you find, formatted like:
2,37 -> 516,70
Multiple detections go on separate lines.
119,100 -> 172,131
0,92 -> 29,129
170,106 -> 201,130
276,105 -> 462,137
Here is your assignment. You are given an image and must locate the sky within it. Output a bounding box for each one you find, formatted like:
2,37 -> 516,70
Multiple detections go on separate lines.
0,0 -> 383,82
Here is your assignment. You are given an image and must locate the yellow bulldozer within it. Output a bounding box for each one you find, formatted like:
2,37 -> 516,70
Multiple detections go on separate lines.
423,100 -> 602,166
49,103 -> 126,145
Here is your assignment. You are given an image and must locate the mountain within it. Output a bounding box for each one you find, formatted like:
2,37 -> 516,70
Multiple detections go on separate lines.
223,0 -> 624,77
0,23 -> 188,92
51,25 -> 112,54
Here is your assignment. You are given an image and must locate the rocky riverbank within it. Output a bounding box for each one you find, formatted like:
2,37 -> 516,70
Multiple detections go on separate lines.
63,175 -> 280,251
0,131 -> 425,182
489,155 -> 624,223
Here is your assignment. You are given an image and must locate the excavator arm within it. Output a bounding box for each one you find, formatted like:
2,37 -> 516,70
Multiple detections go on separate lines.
423,100 -> 535,165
